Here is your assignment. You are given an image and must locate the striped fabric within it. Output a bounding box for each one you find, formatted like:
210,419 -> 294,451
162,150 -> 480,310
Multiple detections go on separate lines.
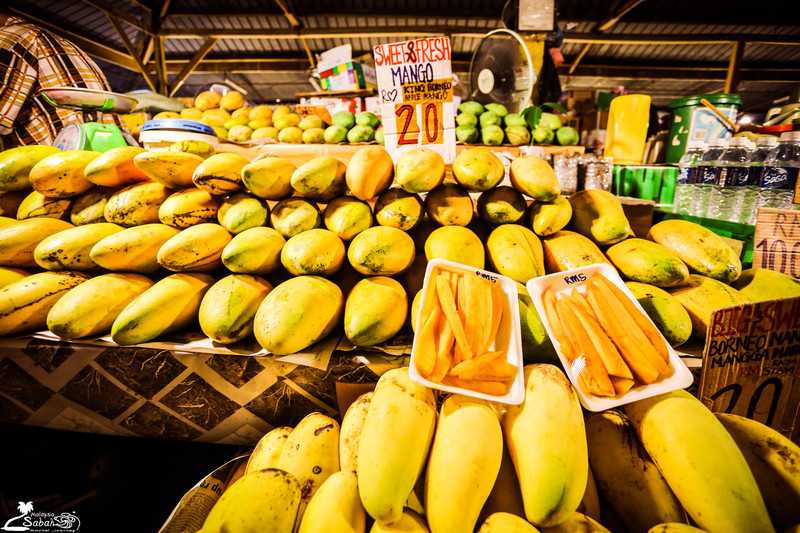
0,17 -> 118,146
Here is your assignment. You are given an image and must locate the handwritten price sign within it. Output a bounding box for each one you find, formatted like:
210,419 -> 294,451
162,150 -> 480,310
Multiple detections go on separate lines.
753,208 -> 800,278
373,37 -> 456,163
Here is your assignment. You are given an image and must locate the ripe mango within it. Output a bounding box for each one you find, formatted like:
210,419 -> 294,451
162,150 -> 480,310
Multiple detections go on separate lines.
568,189 -> 633,246
29,150 -> 100,198
217,192 -> 269,234
199,274 -> 273,344
528,194 -> 572,236
0,191 -> 27,217
105,181 -> 174,227
70,186 -> 116,225
158,187 -> 222,228
0,144 -> 61,191
16,190 -> 72,220
270,197 -> 323,238
395,147 -> 445,193
0,217 -> 74,267
647,220 -> 742,284
280,228 -> 345,276
192,153 -> 248,195
509,155 -> 560,201
253,275 -> 343,355
347,226 -> 416,276
90,223 -> 181,273
323,196 -> 373,241
425,183 -> 474,226
626,281 -> 692,347
374,188 -> 424,231
667,274 -> 751,340
731,268 -> 800,301
241,157 -> 296,200
344,276 -> 408,346
34,222 -> 124,271
424,225 -> 485,270
84,146 -> 149,187
133,151 -> 204,188
221,226 -> 285,275
486,224 -> 544,284
542,230 -> 612,274
0,267 -> 28,289
477,186 -> 527,226
157,223 -> 232,272
606,238 -> 690,287
452,147 -> 505,191
516,282 -> 558,364
291,156 -> 347,202
345,145 -> 394,200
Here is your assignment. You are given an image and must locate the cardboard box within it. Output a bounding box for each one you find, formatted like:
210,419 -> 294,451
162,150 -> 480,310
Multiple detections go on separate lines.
319,62 -> 377,92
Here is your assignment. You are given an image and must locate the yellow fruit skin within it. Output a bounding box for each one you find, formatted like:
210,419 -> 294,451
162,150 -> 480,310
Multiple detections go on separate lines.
324,196 -> 374,241
477,186 -> 527,226
666,274 -> 750,340
280,228 -> 345,276
344,277 -> 407,346
624,390 -> 774,533
358,368 -> 437,525
29,150 -> 100,198
374,188 -> 424,231
486,224 -> 545,284
217,192 -> 268,234
606,238 -> 690,287
298,471 -> 366,533
424,183 -> 473,226
347,226 -> 416,276
70,186 -> 116,225
90,223 -> 181,273
270,197 -> 323,238
452,147 -> 505,192
105,181 -> 174,227
197,468 -> 300,533
647,219 -> 741,284
542,230 -> 613,274
626,282 -> 692,347
716,413 -> 800,531
0,218 -> 74,267
0,215 -> 16,226
529,194 -> 572,236
133,151 -> 204,188
253,276 -> 343,355
339,391 -> 374,473
539,512 -> 611,533
502,364 -> 588,528
425,395 -> 504,533
198,274 -> 273,344
277,412 -> 341,523
84,146 -> 149,187
158,187 -> 222,228
241,157 -> 296,200
169,139 -> 216,159
731,267 -> 800,301
245,426 -> 292,474
111,272 -> 215,345
478,512 -> 539,533
0,267 -> 28,289
479,443 -> 526,524
646,524 -> 706,533
0,145 -> 61,191
0,191 -> 27,217
346,145 -> 394,200
579,465 -> 602,524
424,225 -> 485,270
46,273 -> 154,339
221,226 -> 285,275
585,410 -> 686,533
395,147 -> 446,193
510,155 -> 560,201
291,156 -> 347,202
0,271 -> 91,336
568,189 -> 633,246
369,509 -> 430,533
516,282 -> 559,364
192,153 -> 249,195
157,223 -> 232,272
16,190 -> 73,220
34,222 -> 123,271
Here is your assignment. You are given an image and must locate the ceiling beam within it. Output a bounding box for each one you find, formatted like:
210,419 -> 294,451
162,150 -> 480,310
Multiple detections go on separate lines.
168,37 -> 218,96
106,12 -> 157,92
78,0 -> 151,34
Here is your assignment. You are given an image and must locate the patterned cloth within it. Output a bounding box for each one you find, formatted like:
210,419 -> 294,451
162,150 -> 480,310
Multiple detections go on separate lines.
0,17 -> 118,147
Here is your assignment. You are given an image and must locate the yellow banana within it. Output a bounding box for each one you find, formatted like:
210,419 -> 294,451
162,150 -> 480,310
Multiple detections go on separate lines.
34,222 -> 123,270
717,413 -> 800,531
624,390 -> 774,533
369,509 -> 429,533
277,412 -> 340,524
585,409 -> 686,532
133,150 -> 204,188
157,222 -> 232,272
501,364 -> 587,528
339,391 -> 374,473
198,468 -> 300,533
46,273 -> 154,340
297,471 -> 366,533
425,394 -> 503,533
89,223 -> 181,273
357,367 -> 436,525
0,144 -> 61,191
16,190 -> 73,220
478,513 -> 540,533
104,181 -> 173,227
0,271 -> 91,336
29,150 -> 99,198
539,512 -> 611,533
0,218 -> 74,267
245,426 -> 292,475
83,146 -> 149,187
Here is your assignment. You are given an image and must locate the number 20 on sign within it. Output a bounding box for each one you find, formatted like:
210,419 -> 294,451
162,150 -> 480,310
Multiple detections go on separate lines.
395,102 -> 444,145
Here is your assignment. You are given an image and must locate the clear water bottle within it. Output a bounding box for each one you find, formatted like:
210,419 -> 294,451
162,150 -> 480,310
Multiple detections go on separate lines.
752,131 -> 800,219
673,140 -> 705,214
742,136 -> 779,223
708,137 -> 750,221
689,137 -> 727,217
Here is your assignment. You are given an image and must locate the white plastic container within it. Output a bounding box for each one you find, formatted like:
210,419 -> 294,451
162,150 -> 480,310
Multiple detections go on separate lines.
139,129 -> 219,151
526,263 -> 693,411
408,258 -> 524,405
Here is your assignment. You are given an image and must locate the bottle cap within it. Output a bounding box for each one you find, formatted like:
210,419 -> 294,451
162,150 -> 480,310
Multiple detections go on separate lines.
728,137 -> 749,147
686,140 -> 706,150
708,137 -> 728,147
757,136 -> 778,147
779,131 -> 800,142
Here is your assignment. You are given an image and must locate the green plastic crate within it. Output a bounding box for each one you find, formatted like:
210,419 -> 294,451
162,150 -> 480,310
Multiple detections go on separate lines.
612,165 -> 678,207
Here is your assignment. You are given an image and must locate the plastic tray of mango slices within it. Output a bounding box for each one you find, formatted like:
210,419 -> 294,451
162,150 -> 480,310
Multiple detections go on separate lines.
527,263 -> 693,411
409,258 -> 525,405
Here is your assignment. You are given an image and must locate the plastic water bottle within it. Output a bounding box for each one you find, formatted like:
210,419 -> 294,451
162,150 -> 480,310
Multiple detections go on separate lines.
707,137 -> 750,221
752,131 -> 800,220
673,141 -> 705,215
689,138 -> 727,217
742,136 -> 778,223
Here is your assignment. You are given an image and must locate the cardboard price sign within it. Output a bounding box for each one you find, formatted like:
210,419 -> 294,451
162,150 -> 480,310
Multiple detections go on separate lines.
373,37 -> 456,163
753,207 -> 800,278
698,297 -> 800,440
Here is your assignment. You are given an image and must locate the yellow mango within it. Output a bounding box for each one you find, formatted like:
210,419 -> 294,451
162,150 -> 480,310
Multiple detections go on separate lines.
199,274 -> 273,344
0,144 -> 61,191
626,281 -> 693,347
270,197 -> 323,238
374,188 -> 424,231
606,238 -> 690,287
542,230 -> 612,274
34,222 -> 124,271
192,152 -> 249,195
241,157 -> 296,200
104,181 -> 174,227
221,226 -> 285,275
732,268 -> 800,301
344,277 -> 408,346
29,150 -> 100,198
395,147 -> 445,193
347,226 -> 416,276
217,192 -> 269,234
323,196 -> 373,241
158,187 -> 222,228
16,190 -> 73,220
425,183 -> 474,226
157,223 -> 232,272
133,151 -> 204,188
477,186 -> 527,226
90,223 -> 181,273
0,218 -> 74,267
424,225 -> 485,270
486,224 -> 544,284
346,145 -> 395,200
529,195 -> 572,236
667,274 -> 751,339
280,228 -> 345,276
569,189 -> 633,246
452,147 -> 505,191
84,146 -> 149,187
70,186 -> 116,225
509,155 -> 560,201
291,156 -> 347,202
